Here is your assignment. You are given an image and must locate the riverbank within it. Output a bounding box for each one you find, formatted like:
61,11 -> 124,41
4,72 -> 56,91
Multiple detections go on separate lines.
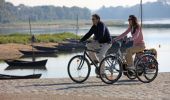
0,72 -> 170,100
0,43 -> 58,60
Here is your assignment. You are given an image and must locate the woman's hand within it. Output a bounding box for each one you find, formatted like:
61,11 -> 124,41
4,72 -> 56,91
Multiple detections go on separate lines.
125,37 -> 133,44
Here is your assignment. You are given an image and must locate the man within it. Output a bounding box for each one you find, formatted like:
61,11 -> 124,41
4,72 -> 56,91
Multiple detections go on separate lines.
80,14 -> 112,77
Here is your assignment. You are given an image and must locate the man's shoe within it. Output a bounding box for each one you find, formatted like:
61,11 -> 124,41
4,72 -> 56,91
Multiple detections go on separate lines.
122,64 -> 128,75
96,73 -> 105,78
96,75 -> 100,78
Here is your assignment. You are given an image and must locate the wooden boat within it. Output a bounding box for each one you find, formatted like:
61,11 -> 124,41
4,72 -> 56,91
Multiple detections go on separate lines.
65,39 -> 79,43
5,66 -> 47,70
19,50 -> 56,55
4,18 -> 49,69
0,74 -> 41,80
56,42 -> 85,51
4,59 -> 47,66
33,46 -> 58,52
20,54 -> 58,58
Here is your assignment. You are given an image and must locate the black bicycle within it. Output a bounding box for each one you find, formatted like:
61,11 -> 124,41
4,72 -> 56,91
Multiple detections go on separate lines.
99,39 -> 158,84
67,41 -> 100,83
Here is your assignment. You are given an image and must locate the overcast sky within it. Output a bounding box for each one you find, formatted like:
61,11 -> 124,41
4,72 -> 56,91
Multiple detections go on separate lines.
6,0 -> 157,10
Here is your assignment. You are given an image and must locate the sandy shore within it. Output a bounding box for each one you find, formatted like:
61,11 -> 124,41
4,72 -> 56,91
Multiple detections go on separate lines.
0,72 -> 170,100
0,43 -> 58,60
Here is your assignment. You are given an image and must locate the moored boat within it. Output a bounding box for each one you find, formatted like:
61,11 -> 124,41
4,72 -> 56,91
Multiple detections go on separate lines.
0,74 -> 42,80
4,59 -> 47,66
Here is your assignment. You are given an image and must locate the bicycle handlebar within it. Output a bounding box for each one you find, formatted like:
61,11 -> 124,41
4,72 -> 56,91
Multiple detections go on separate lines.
114,37 -> 132,48
80,41 -> 100,53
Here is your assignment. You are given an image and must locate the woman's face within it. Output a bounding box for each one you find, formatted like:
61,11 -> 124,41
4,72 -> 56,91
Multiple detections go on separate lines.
128,18 -> 133,26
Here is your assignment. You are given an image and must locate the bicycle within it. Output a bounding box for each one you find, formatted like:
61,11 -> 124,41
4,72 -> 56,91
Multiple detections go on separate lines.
99,39 -> 158,84
67,41 -> 101,83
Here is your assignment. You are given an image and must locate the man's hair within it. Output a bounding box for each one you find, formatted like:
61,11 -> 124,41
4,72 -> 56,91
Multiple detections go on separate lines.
92,14 -> 100,21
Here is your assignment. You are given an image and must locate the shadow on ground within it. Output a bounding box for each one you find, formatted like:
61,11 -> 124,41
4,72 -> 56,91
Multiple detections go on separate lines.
16,79 -> 142,90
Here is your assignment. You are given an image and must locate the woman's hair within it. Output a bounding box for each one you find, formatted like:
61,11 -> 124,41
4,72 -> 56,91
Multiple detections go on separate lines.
129,15 -> 139,27
129,15 -> 140,34
92,14 -> 100,21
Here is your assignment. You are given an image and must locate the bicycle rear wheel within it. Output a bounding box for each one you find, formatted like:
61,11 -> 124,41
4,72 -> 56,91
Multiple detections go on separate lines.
67,55 -> 91,83
99,55 -> 122,84
136,55 -> 158,83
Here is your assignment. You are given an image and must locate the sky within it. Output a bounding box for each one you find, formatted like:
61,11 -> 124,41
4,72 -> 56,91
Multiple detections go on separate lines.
5,0 -> 157,10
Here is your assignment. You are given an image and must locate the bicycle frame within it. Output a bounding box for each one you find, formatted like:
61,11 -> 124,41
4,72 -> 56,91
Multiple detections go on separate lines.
83,48 -> 99,68
111,41 -> 126,65
77,43 -> 100,71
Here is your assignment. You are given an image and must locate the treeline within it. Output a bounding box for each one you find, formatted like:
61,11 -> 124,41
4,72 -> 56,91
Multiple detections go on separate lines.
0,0 -> 91,23
96,0 -> 170,20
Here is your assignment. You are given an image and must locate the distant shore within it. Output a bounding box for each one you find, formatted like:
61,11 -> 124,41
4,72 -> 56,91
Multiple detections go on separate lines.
1,20 -> 170,30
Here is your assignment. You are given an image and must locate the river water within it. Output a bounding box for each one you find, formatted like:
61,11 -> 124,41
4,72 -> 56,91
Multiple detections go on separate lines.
0,24 -> 170,78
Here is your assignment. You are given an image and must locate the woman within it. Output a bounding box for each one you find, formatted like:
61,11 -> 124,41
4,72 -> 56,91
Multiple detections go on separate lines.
114,15 -> 145,69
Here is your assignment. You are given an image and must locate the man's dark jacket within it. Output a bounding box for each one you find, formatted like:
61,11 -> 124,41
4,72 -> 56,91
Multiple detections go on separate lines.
80,21 -> 112,43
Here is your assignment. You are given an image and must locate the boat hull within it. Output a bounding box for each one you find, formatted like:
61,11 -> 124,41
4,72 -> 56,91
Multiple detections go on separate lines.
19,50 -> 56,55
33,46 -> 58,51
0,74 -> 41,80
5,59 -> 48,66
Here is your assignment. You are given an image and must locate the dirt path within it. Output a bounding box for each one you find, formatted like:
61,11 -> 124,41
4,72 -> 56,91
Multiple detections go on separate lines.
0,73 -> 169,100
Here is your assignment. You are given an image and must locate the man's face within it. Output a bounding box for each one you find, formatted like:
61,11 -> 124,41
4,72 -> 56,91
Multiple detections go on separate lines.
92,16 -> 99,25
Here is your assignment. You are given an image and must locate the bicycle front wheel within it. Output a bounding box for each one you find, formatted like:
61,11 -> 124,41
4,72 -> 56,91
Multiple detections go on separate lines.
99,55 -> 122,84
67,55 -> 91,83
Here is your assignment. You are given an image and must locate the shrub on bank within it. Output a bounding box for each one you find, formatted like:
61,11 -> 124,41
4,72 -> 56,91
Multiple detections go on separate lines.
0,32 -> 80,44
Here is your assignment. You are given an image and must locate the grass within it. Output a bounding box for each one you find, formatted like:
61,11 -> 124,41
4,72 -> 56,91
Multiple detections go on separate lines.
0,32 -> 80,44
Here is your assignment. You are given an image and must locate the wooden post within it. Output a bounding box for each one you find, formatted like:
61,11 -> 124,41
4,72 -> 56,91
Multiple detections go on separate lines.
140,0 -> 143,29
29,17 -> 35,62
76,14 -> 79,40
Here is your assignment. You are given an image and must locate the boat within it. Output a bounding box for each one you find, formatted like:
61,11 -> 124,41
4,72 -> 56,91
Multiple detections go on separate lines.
4,59 -> 47,66
65,39 -> 79,43
0,74 -> 41,80
5,18 -> 49,67
5,65 -> 47,70
56,42 -> 85,51
19,50 -> 57,55
33,46 -> 58,52
20,54 -> 57,58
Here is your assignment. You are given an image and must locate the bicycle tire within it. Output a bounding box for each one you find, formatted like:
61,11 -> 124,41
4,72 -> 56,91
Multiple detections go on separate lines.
67,55 -> 91,83
99,55 -> 122,84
